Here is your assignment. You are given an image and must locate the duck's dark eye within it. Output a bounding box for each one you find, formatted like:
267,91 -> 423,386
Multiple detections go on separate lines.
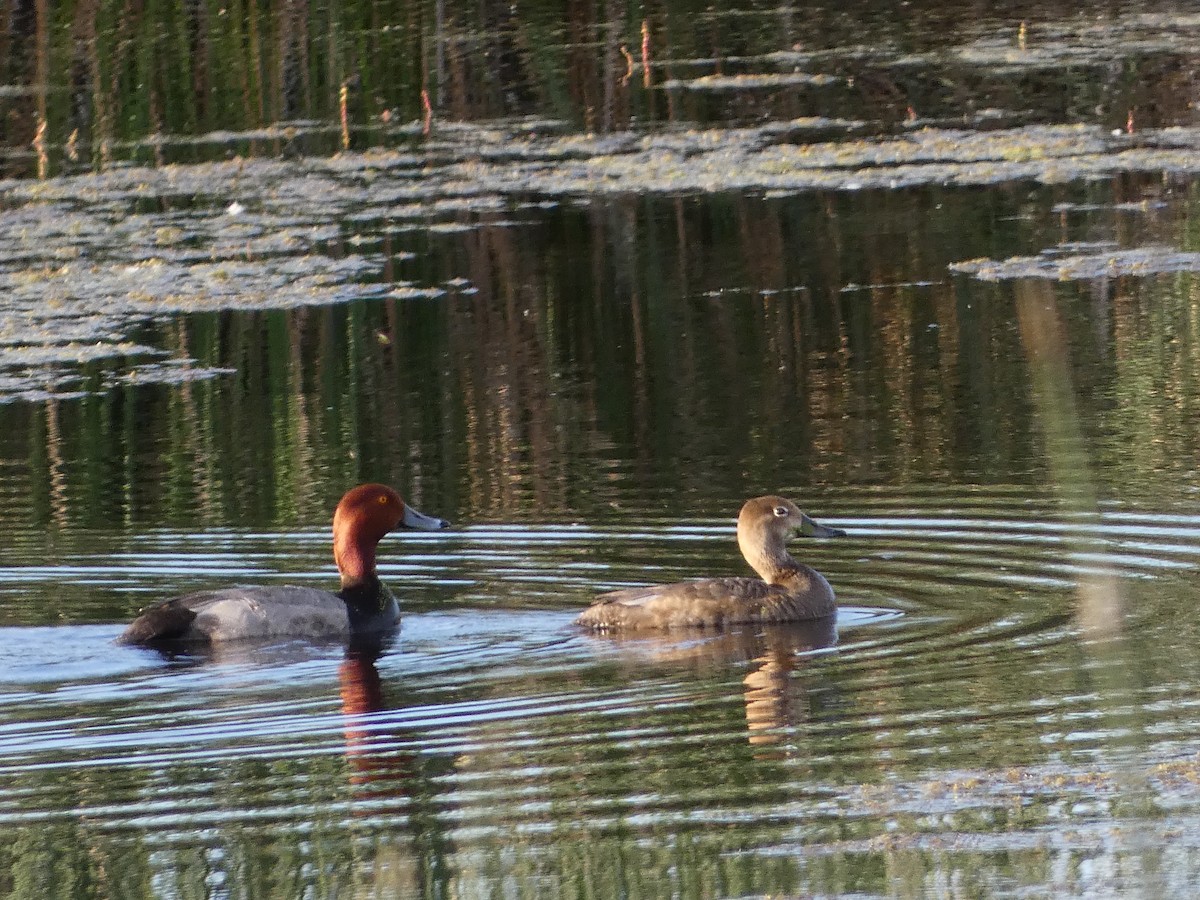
773,505 -> 789,517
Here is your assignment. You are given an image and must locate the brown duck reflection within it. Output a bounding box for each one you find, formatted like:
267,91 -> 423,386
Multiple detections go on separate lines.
148,634 -> 418,793
338,636 -> 418,791
589,617 -> 837,752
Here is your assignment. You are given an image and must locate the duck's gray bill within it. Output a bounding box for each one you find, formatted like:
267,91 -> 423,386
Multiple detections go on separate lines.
800,513 -> 845,538
402,505 -> 451,530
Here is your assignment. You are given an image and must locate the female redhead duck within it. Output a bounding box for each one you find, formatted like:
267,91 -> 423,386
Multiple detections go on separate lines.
577,496 -> 844,631
118,484 -> 448,645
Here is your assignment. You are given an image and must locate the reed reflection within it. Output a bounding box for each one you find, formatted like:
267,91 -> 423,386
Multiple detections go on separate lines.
13,185 -> 1200,533
8,0 -> 1199,178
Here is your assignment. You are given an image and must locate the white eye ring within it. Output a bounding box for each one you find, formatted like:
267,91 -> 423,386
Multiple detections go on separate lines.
773,505 -> 789,517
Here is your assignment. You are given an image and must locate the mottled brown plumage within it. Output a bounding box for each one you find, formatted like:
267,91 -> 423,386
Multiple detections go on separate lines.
577,496 -> 844,631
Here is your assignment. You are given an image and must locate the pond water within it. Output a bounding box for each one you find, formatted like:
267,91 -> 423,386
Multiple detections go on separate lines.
5,0 -> 1200,897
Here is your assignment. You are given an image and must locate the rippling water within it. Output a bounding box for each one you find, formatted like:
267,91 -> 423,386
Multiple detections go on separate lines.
2,490 -> 1199,896
7,0 -> 1200,894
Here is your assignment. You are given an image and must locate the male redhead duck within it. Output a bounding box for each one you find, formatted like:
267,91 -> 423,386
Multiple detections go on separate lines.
118,484 -> 449,645
577,495 -> 844,631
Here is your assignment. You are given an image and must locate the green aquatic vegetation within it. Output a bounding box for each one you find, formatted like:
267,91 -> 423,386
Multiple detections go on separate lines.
951,247 -> 1200,281
953,13 -> 1200,70
661,72 -> 841,91
2,118 -> 1199,401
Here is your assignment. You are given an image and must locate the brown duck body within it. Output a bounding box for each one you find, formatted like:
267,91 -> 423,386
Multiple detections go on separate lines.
577,496 -> 843,632
118,484 -> 448,646
578,568 -> 836,631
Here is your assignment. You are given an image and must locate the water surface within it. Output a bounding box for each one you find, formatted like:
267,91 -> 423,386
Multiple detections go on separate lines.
4,1 -> 1200,898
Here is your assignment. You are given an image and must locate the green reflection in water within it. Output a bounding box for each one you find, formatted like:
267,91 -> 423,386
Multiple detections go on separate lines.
3,4 -> 1200,898
5,0 -> 1200,175
5,190 -> 1200,536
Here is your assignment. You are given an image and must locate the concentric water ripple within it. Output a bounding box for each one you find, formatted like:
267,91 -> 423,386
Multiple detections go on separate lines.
1,492 -> 1200,895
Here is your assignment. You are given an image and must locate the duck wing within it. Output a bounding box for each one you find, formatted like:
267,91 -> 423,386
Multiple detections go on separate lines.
118,587 -> 350,645
576,577 -> 774,630
578,568 -> 836,631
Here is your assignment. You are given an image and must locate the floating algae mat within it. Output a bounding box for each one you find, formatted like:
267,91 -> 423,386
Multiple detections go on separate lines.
952,246 -> 1200,282
3,120 -> 1200,400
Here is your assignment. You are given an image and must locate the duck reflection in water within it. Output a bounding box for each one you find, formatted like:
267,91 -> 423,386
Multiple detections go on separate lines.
336,635 -> 420,791
337,633 -> 459,891
595,618 -> 838,754
132,632 -> 430,801
579,495 -> 846,751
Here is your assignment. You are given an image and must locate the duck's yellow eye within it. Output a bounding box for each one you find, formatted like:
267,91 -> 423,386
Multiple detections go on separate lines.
378,495 -> 391,505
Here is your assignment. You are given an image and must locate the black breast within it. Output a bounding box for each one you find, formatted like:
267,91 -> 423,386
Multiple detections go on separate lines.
117,598 -> 199,645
